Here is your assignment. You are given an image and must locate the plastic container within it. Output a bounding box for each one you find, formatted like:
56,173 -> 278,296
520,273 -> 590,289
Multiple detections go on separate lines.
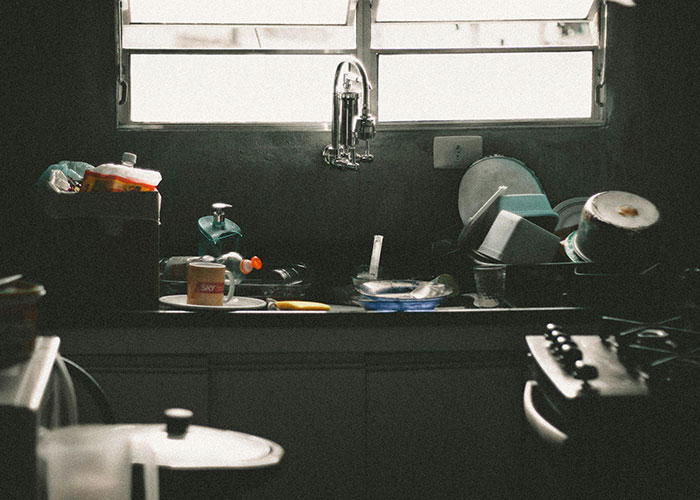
81,152 -> 162,192
492,194 -> 559,232
477,210 -> 561,265
198,203 -> 242,257
1,277 -> 46,355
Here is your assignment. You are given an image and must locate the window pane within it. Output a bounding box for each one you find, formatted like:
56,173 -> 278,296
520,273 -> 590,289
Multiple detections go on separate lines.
122,25 -> 355,50
129,0 -> 352,25
129,55 -> 345,123
378,53 -> 593,122
372,20 -> 596,50
375,0 -> 595,22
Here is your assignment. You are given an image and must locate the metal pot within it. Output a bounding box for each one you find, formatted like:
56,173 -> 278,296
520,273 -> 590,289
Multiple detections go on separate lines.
572,191 -> 660,264
38,409 -> 283,500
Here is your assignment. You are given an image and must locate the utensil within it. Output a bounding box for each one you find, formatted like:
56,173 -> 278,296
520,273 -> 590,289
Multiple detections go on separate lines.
368,235 -> 384,279
457,186 -> 507,249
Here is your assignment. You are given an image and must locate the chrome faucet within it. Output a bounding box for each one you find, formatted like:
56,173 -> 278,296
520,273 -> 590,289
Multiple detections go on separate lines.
323,59 -> 376,170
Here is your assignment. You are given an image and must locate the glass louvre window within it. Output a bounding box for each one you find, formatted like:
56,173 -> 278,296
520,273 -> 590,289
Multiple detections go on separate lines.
374,0 -> 595,22
378,53 -> 593,122
118,0 -> 606,127
128,0 -> 354,25
371,0 -> 603,124
129,55 -> 347,123
118,0 -> 357,126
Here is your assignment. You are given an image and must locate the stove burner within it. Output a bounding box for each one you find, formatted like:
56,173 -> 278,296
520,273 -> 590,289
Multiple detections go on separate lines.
602,315 -> 700,391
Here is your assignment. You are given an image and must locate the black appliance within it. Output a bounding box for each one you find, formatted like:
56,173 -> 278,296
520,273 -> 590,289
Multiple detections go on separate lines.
524,314 -> 700,500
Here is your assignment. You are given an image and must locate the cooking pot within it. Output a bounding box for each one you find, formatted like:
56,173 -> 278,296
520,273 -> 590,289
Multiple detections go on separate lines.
38,409 -> 283,500
572,191 -> 660,264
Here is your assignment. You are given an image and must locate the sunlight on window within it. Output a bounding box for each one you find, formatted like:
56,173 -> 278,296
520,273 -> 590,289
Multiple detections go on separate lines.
376,0 -> 595,21
378,53 -> 593,121
129,0 -> 351,25
130,55 -> 344,123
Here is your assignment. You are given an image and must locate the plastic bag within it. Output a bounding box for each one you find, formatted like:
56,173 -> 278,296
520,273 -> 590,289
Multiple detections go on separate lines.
35,161 -> 95,194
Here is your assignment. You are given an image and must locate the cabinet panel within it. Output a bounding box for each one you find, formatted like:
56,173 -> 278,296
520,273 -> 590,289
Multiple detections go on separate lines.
210,354 -> 365,500
366,355 -> 527,500
65,355 -> 208,424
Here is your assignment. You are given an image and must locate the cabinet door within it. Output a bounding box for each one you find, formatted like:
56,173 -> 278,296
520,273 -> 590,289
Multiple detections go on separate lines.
209,353 -> 365,500
64,355 -> 209,424
366,352 -> 528,500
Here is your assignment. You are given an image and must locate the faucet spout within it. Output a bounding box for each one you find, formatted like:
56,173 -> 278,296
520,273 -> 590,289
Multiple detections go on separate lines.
323,59 -> 376,170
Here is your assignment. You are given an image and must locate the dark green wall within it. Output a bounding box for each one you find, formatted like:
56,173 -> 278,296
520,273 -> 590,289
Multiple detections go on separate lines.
2,1 -> 698,280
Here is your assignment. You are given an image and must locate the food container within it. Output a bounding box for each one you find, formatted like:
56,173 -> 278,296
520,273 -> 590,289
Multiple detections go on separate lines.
574,191 -> 660,264
1,277 -> 46,356
477,210 -> 561,265
492,194 -> 559,232
353,279 -> 454,311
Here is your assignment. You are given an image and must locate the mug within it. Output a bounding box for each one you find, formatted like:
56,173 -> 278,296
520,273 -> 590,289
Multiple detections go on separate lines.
187,262 -> 234,306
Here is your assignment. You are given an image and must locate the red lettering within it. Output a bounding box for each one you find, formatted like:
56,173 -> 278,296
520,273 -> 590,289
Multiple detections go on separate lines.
195,282 -> 224,294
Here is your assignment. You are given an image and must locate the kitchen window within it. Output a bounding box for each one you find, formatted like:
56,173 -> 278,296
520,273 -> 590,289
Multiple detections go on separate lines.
116,0 -> 608,129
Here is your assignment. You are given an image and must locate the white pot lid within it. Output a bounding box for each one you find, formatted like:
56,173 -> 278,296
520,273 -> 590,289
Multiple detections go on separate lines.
38,411 -> 283,470
133,424 -> 283,470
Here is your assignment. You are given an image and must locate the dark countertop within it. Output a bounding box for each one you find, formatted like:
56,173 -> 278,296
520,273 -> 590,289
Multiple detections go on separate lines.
39,302 -> 601,356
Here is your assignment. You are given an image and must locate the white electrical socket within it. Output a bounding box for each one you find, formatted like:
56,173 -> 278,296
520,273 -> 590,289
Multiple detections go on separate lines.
433,136 -> 483,169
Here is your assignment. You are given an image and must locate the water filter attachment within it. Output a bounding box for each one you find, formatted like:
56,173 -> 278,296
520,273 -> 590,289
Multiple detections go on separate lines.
198,203 -> 243,257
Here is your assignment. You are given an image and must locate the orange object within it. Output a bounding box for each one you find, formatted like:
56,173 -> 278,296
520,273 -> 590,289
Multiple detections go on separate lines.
81,170 -> 158,192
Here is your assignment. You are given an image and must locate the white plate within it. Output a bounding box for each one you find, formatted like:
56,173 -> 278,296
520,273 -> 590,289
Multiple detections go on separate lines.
553,196 -> 589,232
458,156 -> 544,224
159,295 -> 267,311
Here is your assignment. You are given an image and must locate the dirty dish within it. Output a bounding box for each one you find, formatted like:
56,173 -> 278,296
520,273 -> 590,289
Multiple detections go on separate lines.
354,279 -> 454,311
553,196 -> 589,233
354,296 -> 445,311
159,295 -> 266,311
458,156 -> 544,225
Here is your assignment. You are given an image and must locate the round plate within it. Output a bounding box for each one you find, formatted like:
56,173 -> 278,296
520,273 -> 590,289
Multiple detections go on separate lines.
562,231 -> 591,263
159,295 -> 267,311
553,196 -> 589,232
458,156 -> 544,224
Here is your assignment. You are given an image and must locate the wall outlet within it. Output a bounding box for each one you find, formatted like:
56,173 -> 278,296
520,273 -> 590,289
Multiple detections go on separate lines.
433,136 -> 483,169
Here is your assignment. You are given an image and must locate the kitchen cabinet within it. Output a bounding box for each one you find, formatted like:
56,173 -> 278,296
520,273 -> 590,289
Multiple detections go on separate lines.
208,353 -> 365,500
366,352 -> 527,500
66,354 -> 209,425
50,309 -> 593,500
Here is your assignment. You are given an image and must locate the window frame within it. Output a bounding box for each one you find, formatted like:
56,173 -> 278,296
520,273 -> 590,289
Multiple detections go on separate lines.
115,0 -> 609,131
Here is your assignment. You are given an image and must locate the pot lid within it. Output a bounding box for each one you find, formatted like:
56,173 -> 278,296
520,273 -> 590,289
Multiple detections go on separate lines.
39,411 -> 284,470
133,424 -> 283,470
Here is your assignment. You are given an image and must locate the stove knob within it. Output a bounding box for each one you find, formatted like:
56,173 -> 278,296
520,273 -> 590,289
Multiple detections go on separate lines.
573,360 -> 598,381
552,334 -> 574,354
545,323 -> 562,340
559,343 -> 583,370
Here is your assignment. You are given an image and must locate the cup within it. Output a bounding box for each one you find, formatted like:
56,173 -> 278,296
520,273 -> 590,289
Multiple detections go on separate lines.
187,262 -> 234,306
472,264 -> 506,308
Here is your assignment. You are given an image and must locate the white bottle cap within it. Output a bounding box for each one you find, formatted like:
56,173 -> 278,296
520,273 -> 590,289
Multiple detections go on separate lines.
121,152 -> 137,167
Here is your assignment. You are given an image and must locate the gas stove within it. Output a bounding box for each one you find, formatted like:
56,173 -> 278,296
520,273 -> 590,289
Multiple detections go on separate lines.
525,312 -> 700,500
526,311 -> 700,423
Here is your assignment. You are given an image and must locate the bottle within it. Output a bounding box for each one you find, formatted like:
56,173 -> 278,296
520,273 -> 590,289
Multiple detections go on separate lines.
198,203 -> 243,257
81,152 -> 162,192
215,252 -> 262,285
